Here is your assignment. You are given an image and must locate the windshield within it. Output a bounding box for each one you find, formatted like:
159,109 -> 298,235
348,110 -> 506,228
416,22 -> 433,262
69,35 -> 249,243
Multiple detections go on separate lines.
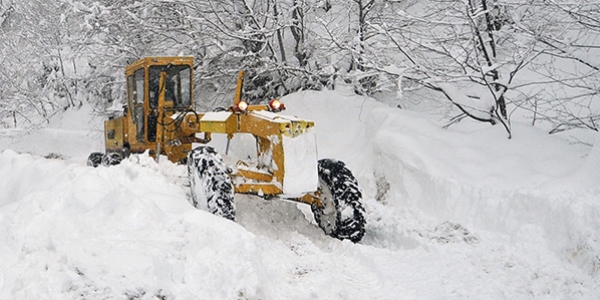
149,65 -> 192,109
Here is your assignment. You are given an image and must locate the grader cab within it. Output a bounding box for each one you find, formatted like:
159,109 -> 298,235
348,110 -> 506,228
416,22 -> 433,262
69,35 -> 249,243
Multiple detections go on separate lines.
88,56 -> 366,243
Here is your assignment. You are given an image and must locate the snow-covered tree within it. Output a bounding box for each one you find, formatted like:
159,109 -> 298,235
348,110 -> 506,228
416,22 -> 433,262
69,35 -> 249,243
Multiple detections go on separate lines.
379,0 -> 600,137
0,0 -> 87,127
1,0 -> 599,139
512,0 -> 600,134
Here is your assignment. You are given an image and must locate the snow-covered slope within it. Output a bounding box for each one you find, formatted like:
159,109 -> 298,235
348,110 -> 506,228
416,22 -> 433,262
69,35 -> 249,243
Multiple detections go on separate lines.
1,90 -> 599,299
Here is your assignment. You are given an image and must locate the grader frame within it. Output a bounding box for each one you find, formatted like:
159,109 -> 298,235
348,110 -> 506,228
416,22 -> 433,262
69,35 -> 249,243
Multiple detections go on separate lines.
95,56 -> 366,243
103,56 -> 319,205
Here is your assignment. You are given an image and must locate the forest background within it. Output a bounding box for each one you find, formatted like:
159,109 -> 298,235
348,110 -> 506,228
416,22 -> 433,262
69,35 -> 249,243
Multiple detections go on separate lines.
1,0 -> 599,142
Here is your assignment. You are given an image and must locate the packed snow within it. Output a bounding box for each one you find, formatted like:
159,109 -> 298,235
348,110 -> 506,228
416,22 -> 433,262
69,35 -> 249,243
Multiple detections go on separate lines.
1,88 -> 600,299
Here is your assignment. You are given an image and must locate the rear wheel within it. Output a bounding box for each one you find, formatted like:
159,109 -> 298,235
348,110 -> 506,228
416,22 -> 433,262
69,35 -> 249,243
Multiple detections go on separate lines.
312,159 -> 366,243
101,152 -> 123,166
87,152 -> 104,168
187,146 -> 235,221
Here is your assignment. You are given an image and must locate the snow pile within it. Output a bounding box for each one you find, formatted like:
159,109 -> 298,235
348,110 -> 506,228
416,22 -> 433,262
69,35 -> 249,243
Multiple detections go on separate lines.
0,151 -> 263,299
1,89 -> 599,299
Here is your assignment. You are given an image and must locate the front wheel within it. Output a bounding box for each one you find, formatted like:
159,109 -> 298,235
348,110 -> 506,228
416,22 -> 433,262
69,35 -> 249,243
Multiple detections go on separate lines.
187,146 -> 236,221
312,159 -> 366,243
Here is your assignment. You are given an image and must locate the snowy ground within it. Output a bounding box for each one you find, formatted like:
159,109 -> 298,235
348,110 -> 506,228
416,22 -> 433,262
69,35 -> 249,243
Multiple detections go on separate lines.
1,89 -> 599,299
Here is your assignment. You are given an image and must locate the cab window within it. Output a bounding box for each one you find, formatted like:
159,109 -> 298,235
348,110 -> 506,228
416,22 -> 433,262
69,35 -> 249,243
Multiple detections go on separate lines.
149,65 -> 192,109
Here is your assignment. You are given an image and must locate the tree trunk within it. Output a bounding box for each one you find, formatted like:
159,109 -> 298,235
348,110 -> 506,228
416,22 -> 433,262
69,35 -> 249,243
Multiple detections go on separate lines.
273,0 -> 287,63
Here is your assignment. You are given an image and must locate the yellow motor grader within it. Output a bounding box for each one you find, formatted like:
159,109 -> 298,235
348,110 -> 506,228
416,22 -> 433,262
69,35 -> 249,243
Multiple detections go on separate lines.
88,56 -> 365,242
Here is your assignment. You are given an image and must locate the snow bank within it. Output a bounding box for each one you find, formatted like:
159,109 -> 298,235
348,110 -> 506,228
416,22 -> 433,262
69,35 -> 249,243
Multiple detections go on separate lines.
0,150 -> 264,299
363,105 -> 600,277
283,89 -> 600,297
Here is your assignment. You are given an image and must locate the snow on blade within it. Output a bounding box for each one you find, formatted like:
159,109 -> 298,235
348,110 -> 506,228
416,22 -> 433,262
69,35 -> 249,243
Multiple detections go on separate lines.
282,128 -> 319,195
200,111 -> 233,122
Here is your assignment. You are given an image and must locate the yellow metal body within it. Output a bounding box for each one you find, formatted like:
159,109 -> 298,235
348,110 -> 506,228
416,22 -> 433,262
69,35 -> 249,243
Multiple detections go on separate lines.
104,57 -> 320,205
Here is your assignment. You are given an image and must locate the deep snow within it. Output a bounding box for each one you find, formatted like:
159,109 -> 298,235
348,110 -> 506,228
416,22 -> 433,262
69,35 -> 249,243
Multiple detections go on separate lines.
1,88 -> 599,299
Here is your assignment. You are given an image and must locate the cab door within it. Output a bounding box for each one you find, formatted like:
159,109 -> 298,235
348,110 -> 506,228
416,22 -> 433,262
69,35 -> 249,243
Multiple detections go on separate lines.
127,68 -> 146,143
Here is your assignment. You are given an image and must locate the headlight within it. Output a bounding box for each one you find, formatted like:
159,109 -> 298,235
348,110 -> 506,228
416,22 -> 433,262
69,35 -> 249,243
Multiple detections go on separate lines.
268,99 -> 285,112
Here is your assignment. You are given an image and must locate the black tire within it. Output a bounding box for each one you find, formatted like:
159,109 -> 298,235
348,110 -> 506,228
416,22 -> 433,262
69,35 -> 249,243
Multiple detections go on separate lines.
101,152 -> 123,166
87,152 -> 104,168
312,159 -> 366,243
187,146 -> 236,221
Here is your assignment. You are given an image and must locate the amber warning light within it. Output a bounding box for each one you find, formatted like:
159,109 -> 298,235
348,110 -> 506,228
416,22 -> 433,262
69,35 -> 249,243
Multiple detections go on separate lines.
234,100 -> 249,113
